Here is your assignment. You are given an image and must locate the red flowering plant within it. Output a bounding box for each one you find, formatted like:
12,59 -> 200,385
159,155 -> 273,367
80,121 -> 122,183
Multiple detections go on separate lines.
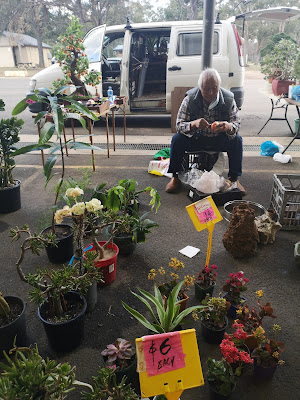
195,264 -> 217,289
220,334 -> 253,376
222,271 -> 249,306
226,321 -> 248,348
235,290 -> 277,333
251,325 -> 285,368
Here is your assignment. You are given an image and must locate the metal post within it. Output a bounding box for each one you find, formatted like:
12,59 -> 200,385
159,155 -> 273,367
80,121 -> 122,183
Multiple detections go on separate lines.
202,0 -> 216,70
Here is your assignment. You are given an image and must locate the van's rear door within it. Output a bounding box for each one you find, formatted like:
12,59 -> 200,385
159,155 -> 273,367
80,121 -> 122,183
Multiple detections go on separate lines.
84,25 -> 106,96
166,24 -> 227,112
235,6 -> 300,23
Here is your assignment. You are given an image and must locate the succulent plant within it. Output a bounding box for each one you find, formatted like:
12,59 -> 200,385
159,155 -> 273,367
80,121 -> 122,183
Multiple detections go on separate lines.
0,292 -> 10,317
101,338 -> 135,370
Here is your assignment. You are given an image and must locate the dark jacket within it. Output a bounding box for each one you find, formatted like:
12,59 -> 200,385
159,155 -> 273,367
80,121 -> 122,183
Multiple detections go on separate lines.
186,86 -> 234,122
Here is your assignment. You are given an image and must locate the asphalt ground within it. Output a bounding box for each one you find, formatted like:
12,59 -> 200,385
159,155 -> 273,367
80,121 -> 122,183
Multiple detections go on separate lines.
0,69 -> 300,399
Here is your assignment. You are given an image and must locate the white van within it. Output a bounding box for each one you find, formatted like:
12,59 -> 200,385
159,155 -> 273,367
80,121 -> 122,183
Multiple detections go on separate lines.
27,7 -> 300,114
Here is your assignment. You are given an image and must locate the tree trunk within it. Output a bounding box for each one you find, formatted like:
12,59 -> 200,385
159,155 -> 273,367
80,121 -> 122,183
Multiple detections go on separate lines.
35,29 -> 45,67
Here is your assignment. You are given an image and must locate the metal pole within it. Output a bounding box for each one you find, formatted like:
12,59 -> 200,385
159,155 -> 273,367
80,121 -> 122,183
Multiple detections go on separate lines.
202,0 -> 216,70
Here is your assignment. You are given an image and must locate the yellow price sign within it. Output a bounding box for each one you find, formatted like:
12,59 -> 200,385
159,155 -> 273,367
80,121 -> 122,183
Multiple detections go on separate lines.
136,329 -> 204,400
186,196 -> 222,267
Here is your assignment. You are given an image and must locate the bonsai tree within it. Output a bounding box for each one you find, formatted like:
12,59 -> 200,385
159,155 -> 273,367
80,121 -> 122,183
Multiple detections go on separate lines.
0,345 -> 92,398
260,38 -> 298,81
0,99 -> 24,189
10,224 -> 103,319
54,16 -> 101,96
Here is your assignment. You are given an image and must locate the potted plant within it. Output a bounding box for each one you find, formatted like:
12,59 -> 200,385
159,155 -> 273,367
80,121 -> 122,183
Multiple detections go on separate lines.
251,324 -> 285,379
101,338 -> 137,385
194,264 -> 218,301
207,337 -> 253,399
81,366 -> 138,400
235,290 -> 277,350
260,38 -> 298,96
222,271 -> 249,318
122,281 -> 205,334
12,86 -> 102,263
0,292 -> 27,354
148,258 -> 195,312
193,296 -> 230,344
0,99 -> 24,213
206,358 -> 237,399
11,225 -> 103,352
95,179 -> 161,255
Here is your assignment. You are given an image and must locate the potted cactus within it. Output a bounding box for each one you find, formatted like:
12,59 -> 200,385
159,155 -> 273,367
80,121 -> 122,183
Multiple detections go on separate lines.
0,292 -> 27,354
0,99 -> 24,213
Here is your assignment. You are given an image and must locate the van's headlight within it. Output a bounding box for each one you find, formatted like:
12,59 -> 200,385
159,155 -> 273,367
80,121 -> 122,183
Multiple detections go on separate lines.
29,79 -> 37,91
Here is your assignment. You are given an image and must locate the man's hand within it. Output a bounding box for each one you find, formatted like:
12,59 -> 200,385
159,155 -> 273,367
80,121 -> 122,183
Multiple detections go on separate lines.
211,121 -> 232,133
190,118 -> 210,130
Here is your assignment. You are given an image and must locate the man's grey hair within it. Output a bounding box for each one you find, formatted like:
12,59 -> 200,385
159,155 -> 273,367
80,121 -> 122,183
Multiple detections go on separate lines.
198,68 -> 221,89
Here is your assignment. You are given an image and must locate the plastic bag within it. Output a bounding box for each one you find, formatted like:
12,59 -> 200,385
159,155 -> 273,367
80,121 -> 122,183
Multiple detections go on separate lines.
273,152 -> 292,163
261,141 -> 279,157
194,170 -> 224,194
291,85 -> 300,102
179,167 -> 203,187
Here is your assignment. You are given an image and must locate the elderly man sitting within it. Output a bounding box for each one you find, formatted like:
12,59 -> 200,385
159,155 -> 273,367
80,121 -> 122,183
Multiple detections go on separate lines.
165,68 -> 245,195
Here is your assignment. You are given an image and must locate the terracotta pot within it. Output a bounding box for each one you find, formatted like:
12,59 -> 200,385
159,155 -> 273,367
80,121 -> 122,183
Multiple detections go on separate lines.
163,292 -> 189,313
244,334 -> 258,351
272,79 -> 295,96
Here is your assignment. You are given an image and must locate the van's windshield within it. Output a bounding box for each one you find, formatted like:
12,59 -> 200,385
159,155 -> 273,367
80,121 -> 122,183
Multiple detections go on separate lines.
84,28 -> 104,63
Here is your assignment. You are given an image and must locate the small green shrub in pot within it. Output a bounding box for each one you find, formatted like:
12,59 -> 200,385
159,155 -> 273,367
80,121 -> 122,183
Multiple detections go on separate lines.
193,296 -> 230,330
0,99 -> 24,189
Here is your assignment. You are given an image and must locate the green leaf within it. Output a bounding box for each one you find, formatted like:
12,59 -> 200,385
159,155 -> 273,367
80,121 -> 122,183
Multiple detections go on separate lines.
171,305 -> 206,331
39,122 -> 56,144
130,291 -> 158,325
11,143 -> 51,156
67,141 -> 104,151
121,301 -> 160,333
34,111 -> 48,123
64,113 -> 86,129
107,191 -> 121,211
64,99 -> 99,121
48,96 -> 63,137
44,154 -> 58,184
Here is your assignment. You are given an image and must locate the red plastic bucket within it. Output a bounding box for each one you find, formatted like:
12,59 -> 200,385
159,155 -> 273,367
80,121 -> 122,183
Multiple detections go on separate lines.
84,241 -> 119,285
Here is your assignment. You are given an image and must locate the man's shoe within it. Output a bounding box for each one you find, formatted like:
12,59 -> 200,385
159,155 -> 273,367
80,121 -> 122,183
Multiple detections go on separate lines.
232,180 -> 246,197
165,177 -> 181,193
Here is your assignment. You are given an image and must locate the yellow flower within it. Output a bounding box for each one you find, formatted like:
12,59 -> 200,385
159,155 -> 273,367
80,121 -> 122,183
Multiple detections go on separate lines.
169,257 -> 184,271
184,275 -> 195,288
54,206 -> 72,224
278,360 -> 285,365
158,267 -> 166,275
71,202 -> 86,216
192,311 -> 199,321
85,198 -> 103,212
66,186 -> 84,198
253,326 -> 265,340
236,308 -> 243,315
273,324 -> 281,332
148,269 -> 156,280
170,272 -> 179,280
272,351 -> 279,358
256,290 -> 264,298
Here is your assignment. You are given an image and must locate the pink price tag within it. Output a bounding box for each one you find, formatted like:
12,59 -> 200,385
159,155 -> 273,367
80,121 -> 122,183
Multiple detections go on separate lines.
194,205 -> 216,224
142,332 -> 186,377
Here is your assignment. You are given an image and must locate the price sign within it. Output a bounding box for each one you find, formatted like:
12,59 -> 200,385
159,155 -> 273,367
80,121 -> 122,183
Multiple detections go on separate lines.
142,332 -> 185,377
186,195 -> 222,232
136,329 -> 204,400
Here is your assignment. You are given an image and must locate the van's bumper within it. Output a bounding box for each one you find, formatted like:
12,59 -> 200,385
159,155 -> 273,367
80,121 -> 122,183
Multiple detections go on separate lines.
230,87 -> 244,109
26,90 -> 49,113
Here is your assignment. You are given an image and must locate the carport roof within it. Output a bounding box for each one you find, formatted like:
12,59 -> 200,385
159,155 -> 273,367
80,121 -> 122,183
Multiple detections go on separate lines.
0,31 -> 51,48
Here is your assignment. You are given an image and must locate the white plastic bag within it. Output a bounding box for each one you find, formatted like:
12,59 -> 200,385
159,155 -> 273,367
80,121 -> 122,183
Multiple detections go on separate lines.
273,152 -> 292,163
194,170 -> 224,194
179,167 -> 203,187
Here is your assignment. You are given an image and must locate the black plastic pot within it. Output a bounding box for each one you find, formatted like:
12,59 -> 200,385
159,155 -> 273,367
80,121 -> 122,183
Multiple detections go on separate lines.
38,291 -> 87,352
0,180 -> 21,213
42,224 -> 74,264
208,381 -> 236,400
106,226 -> 137,256
0,296 -> 27,354
194,281 -> 216,302
201,317 -> 228,344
